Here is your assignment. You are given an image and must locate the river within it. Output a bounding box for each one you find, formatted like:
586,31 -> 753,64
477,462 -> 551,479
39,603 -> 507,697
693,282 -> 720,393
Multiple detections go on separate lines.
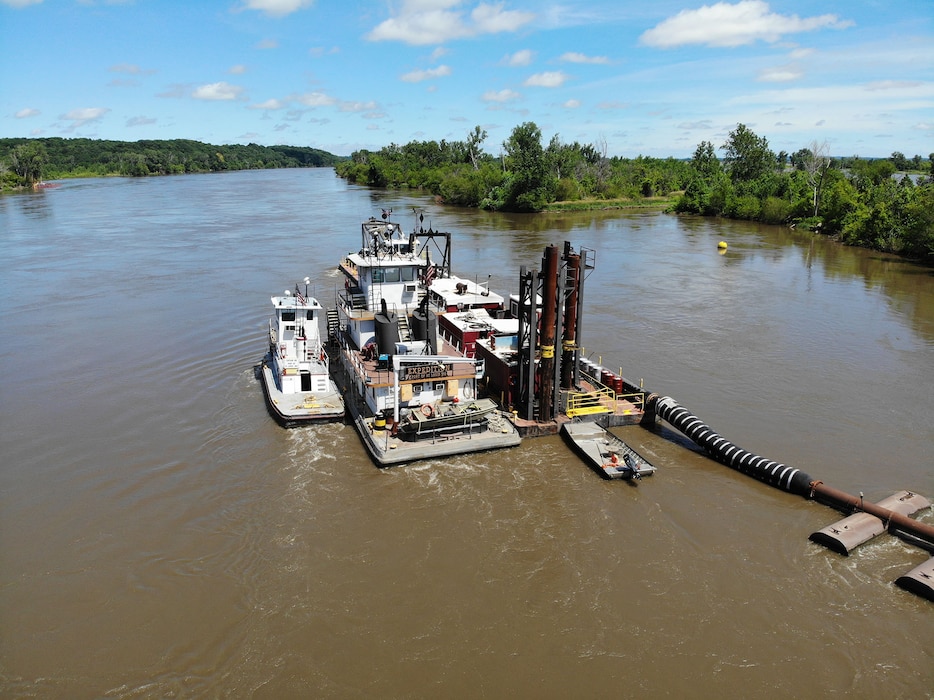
1,169 -> 932,698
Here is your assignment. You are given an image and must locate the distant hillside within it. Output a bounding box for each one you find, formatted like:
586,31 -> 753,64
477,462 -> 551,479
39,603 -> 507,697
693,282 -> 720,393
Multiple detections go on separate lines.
0,137 -> 345,182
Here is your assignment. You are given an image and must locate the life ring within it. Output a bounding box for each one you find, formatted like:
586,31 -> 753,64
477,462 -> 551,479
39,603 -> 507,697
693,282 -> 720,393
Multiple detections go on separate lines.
421,404 -> 434,418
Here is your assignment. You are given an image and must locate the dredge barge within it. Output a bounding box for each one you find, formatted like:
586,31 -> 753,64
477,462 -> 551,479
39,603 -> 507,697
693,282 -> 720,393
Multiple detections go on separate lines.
297,207 -> 933,602
328,212 -> 520,466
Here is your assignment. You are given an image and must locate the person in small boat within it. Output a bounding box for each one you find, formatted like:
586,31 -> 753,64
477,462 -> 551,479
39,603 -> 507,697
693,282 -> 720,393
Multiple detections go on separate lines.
604,452 -> 620,468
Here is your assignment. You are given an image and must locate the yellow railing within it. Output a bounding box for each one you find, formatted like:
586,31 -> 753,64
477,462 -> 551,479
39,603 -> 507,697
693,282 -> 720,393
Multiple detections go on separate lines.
565,387 -> 615,417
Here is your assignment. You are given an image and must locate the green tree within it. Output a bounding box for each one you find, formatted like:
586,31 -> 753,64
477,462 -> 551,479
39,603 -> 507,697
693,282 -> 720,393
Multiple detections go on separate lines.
502,122 -> 555,212
690,140 -> 720,179
9,142 -> 46,185
721,124 -> 774,183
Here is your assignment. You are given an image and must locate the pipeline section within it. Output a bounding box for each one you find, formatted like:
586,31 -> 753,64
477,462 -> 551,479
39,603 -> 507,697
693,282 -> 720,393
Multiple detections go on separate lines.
650,395 -> 813,496
645,394 -> 934,551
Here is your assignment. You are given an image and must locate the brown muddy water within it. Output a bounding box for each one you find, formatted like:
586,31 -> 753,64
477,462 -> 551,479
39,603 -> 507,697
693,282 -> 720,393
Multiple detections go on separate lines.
1,169 -> 932,698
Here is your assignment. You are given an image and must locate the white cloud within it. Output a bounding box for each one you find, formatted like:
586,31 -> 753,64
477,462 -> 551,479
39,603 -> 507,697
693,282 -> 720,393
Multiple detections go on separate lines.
758,65 -> 802,82
126,116 -> 157,127
678,120 -> 714,130
296,92 -> 336,107
239,0 -> 314,18
60,107 -> 110,130
524,71 -> 568,88
401,65 -> 452,82
1,0 -> 43,7
503,49 -> 533,66
229,64 -> 248,75
471,2 -> 533,33
640,1 -> 853,49
563,99 -> 580,108
339,100 -> 378,112
367,0 -> 534,46
255,38 -> 279,49
560,52 -> 609,65
482,89 -> 520,103
865,80 -> 922,91
15,108 -> 40,118
192,82 -> 244,100
250,99 -> 286,110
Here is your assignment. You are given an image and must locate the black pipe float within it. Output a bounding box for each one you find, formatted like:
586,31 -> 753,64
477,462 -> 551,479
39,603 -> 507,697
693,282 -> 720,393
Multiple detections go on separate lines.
645,395 -> 934,551
650,395 -> 813,496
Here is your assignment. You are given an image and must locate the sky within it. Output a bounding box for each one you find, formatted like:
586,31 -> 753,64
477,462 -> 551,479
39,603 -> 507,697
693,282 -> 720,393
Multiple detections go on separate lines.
1,0 -> 932,159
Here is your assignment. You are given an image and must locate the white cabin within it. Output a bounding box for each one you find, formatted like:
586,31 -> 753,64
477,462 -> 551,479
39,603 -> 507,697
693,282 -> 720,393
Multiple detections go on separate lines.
269,291 -> 330,395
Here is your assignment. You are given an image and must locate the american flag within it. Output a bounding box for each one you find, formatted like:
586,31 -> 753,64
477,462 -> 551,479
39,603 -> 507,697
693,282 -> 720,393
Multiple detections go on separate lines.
294,284 -> 306,305
422,264 -> 436,286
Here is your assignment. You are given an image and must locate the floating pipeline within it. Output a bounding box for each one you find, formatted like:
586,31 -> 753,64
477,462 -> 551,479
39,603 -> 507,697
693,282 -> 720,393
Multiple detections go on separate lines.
643,394 -> 934,551
649,395 -> 813,495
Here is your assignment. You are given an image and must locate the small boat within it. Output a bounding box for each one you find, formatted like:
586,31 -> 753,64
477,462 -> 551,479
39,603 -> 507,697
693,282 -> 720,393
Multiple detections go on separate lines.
258,282 -> 345,427
561,420 -> 657,480
398,397 -> 498,436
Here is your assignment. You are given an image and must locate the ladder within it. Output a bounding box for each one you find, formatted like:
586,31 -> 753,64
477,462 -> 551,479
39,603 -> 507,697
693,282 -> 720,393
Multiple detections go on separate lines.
397,314 -> 412,343
326,309 -> 340,341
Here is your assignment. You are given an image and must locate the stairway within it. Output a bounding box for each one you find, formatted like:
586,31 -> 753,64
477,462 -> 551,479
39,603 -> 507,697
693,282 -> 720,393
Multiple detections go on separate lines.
397,314 -> 412,343
326,309 -> 340,342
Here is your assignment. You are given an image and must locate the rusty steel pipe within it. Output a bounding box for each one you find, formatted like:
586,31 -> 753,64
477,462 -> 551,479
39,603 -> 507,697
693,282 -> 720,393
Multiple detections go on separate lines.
808,481 -> 934,548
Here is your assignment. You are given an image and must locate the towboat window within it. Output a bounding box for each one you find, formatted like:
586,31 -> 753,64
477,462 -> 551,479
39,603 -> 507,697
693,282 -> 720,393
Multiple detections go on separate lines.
371,269 -> 383,283
382,267 -> 401,283
306,310 -> 314,320
282,311 -> 295,321
401,267 -> 417,282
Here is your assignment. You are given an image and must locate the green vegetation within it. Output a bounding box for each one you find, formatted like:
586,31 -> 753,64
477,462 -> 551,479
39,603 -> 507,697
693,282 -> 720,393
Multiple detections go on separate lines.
4,124 -> 931,262
334,122 -> 694,213
336,121 -> 932,261
0,137 -> 343,189
675,124 -> 934,261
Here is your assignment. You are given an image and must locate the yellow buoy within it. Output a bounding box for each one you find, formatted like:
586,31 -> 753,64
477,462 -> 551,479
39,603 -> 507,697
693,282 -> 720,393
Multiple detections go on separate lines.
717,241 -> 728,249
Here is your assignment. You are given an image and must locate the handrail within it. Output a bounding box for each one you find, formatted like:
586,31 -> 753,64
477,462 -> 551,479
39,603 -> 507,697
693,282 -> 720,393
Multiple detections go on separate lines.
566,387 -> 615,417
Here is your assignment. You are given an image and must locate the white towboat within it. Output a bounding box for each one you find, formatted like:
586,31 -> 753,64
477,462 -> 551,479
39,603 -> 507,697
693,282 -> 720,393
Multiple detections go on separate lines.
259,282 -> 345,427
561,420 -> 657,480
331,211 -> 520,466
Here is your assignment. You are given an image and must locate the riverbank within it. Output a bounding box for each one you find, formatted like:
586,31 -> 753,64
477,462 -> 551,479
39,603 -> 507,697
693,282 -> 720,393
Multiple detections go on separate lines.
542,194 -> 678,212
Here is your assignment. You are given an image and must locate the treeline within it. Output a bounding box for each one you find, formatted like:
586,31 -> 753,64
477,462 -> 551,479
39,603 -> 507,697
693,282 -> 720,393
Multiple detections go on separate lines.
0,137 -> 343,187
335,123 -> 694,211
674,124 -> 934,260
336,121 -> 933,261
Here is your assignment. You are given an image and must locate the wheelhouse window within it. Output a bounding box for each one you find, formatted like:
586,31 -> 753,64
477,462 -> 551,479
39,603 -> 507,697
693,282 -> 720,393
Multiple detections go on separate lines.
282,311 -> 296,321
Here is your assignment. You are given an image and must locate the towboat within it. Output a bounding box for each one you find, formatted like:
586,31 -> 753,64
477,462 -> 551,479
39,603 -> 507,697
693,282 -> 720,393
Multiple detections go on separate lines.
561,420 -> 657,480
258,282 -> 345,426
330,211 -> 521,466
